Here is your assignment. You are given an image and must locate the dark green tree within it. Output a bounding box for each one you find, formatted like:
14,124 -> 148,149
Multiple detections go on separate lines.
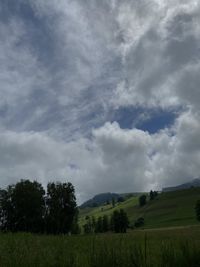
134,217 -> 144,228
91,216 -> 96,231
95,216 -> 103,233
139,195 -> 147,207
102,214 -> 109,232
119,209 -> 129,233
0,186 -> 15,231
45,182 -> 77,234
83,216 -> 93,234
149,190 -> 154,200
149,190 -> 158,200
195,199 -> 200,221
111,209 -> 129,233
0,180 -> 45,233
112,197 -> 116,208
117,196 -> 125,203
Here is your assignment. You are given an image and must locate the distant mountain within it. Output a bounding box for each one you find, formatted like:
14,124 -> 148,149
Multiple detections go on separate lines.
80,192 -> 120,208
162,178 -> 200,192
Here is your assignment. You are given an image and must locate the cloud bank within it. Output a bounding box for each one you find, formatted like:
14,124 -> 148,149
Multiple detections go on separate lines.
0,0 -> 200,203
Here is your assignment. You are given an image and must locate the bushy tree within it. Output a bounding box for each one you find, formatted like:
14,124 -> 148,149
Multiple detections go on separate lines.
0,180 -> 78,234
45,182 -> 77,234
0,180 -> 45,233
102,215 -> 109,232
117,196 -> 125,203
149,190 -> 158,200
112,197 -> 116,208
134,217 -> 144,228
195,199 -> 200,221
139,195 -> 147,207
96,216 -> 103,233
111,209 -> 129,233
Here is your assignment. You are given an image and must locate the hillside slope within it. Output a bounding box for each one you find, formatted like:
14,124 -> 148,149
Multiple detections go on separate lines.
79,188 -> 200,229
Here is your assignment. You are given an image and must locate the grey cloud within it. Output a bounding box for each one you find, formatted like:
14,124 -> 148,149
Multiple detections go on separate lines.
0,0 -> 200,203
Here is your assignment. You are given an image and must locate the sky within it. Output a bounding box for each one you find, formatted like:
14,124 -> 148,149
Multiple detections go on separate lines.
0,0 -> 200,204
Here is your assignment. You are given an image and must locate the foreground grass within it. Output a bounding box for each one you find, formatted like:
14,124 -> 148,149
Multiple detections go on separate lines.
0,226 -> 200,267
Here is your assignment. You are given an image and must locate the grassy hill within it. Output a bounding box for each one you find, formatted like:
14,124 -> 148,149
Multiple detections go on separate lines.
79,188 -> 200,229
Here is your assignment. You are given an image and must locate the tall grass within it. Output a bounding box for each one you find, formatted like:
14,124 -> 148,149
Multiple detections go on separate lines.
0,226 -> 200,267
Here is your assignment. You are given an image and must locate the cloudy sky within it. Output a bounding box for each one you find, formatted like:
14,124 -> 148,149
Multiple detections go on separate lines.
0,0 -> 200,203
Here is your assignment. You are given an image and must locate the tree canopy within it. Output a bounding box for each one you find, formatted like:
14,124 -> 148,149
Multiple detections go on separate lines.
0,180 -> 78,234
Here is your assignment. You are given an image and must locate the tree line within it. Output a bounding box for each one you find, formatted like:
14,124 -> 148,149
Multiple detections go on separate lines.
0,179 -> 79,234
83,209 -> 129,234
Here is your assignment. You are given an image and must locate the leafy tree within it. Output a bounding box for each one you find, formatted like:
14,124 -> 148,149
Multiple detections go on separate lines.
149,190 -> 158,200
112,197 -> 116,208
0,180 -> 45,233
139,195 -> 147,207
0,186 -> 15,231
83,222 -> 92,234
45,182 -> 77,234
195,199 -> 200,221
111,209 -> 129,233
106,200 -> 110,205
91,216 -> 96,231
134,217 -> 144,228
95,216 -> 103,233
149,190 -> 154,200
102,215 -> 109,232
117,196 -> 125,203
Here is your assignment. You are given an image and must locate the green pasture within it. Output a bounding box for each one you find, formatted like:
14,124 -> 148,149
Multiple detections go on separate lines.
0,226 -> 200,267
79,188 -> 200,228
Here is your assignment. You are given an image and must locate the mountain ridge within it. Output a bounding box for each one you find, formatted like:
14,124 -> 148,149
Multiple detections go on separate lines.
162,178 -> 200,192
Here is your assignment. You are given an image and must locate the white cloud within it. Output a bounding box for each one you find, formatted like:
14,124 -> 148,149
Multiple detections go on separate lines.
0,0 -> 200,204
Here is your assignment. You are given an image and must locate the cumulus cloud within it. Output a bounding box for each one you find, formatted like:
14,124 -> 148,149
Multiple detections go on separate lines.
0,0 -> 200,203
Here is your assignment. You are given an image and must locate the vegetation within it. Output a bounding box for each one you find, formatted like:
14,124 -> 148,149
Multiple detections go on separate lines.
134,217 -> 145,228
139,194 -> 147,207
149,190 -> 158,200
0,226 -> 200,266
83,209 -> 129,234
111,209 -> 129,233
79,188 -> 200,229
0,180 -> 78,234
195,199 -> 200,221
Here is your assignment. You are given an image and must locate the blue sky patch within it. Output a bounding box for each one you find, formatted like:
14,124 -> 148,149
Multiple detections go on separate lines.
110,106 -> 178,134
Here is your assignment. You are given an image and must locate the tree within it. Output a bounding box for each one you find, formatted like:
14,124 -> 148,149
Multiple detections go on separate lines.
102,215 -> 109,232
111,209 -> 129,233
139,195 -> 147,207
0,186 -> 15,231
106,200 -> 110,205
134,217 -> 144,228
117,196 -> 125,203
45,182 -> 77,234
149,190 -> 154,200
149,190 -> 158,200
112,197 -> 116,208
95,216 -> 103,233
195,199 -> 200,221
0,180 -> 45,233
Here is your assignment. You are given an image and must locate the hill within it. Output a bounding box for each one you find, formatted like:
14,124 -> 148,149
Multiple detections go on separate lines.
162,178 -> 200,192
80,192 -> 120,208
79,188 -> 200,229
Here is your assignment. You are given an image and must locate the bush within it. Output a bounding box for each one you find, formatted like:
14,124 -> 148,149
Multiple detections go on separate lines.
195,199 -> 200,221
134,217 -> 144,228
139,195 -> 147,207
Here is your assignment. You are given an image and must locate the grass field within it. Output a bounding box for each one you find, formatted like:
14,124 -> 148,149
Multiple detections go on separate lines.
0,226 -> 200,267
79,188 -> 200,229
0,188 -> 199,266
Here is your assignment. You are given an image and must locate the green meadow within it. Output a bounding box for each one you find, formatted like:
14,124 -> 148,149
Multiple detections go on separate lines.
0,226 -> 200,267
0,188 -> 200,266
79,188 -> 200,229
